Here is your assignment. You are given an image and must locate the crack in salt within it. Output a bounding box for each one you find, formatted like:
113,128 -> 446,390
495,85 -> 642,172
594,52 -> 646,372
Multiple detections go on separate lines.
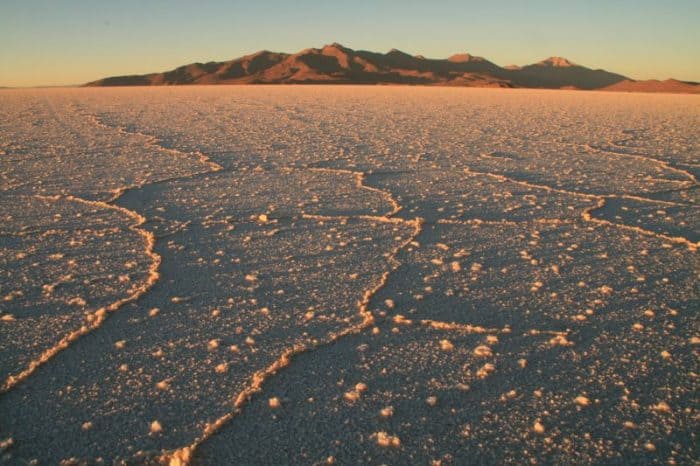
462,167 -> 699,251
74,105 -> 223,175
0,194 -> 162,394
587,133 -> 698,185
158,171 -> 422,465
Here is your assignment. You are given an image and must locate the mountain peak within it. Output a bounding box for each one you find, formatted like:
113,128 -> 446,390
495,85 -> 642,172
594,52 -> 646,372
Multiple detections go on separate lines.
387,48 -> 411,57
244,50 -> 275,59
536,57 -> 577,67
323,43 -> 349,51
448,53 -> 486,63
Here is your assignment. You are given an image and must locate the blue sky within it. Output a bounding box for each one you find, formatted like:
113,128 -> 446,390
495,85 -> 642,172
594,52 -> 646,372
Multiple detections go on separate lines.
1,0 -> 699,86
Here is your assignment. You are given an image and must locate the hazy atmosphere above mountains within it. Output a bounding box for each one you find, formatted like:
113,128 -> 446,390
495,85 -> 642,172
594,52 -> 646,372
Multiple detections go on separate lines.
1,0 -> 700,87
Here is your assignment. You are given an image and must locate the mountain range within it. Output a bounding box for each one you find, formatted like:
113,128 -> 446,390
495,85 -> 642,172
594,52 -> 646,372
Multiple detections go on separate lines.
86,43 -> 699,93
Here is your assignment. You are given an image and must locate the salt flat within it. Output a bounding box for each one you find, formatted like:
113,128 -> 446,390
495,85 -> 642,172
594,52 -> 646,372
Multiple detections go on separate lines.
0,86 -> 698,465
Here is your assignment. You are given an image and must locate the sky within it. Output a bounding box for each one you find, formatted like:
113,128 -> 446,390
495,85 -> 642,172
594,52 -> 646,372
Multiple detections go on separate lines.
1,0 -> 699,87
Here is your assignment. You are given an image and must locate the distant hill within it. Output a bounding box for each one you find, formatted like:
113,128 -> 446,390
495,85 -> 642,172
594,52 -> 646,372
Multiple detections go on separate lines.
85,43 -> 697,93
602,79 -> 700,94
512,57 -> 628,90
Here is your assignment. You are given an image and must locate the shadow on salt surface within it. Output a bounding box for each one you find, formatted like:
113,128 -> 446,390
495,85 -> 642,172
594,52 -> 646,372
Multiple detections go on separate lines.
0,176 -> 413,463
0,195 -> 152,381
197,224 -> 698,465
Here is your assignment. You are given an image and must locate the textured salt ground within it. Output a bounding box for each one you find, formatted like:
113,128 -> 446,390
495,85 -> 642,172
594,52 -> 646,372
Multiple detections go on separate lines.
594,196 -> 700,243
196,224 -> 698,465
364,165 -> 597,223
0,168 -> 414,463
60,88 -> 698,178
590,126 -> 700,176
0,195 -> 153,380
197,320 -> 697,465
0,94 -> 214,201
368,221 -> 698,330
462,146 -> 692,197
0,218 -> 408,463
115,168 -> 394,237
0,87 -> 698,464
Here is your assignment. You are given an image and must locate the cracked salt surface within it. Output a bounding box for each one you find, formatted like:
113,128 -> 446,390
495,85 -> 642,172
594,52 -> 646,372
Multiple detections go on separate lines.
0,86 -> 697,464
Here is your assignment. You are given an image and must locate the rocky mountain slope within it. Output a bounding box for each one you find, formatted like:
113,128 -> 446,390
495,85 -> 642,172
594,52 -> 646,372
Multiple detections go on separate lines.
86,43 -> 699,93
